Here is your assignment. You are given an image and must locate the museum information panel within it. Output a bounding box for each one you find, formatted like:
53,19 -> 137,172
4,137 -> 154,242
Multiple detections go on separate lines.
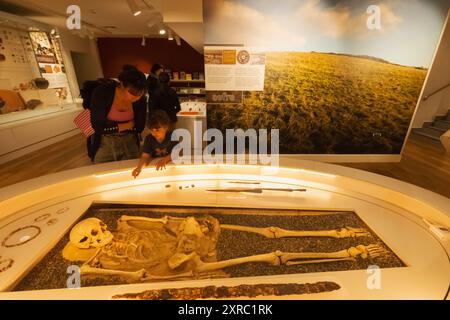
204,46 -> 266,91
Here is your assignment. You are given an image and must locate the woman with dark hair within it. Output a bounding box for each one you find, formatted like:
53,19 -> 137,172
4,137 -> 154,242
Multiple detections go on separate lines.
90,69 -> 147,163
122,64 -> 138,72
151,71 -> 181,122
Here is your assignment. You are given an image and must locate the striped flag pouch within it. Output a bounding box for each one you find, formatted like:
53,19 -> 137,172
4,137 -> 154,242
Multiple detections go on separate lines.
73,109 -> 95,137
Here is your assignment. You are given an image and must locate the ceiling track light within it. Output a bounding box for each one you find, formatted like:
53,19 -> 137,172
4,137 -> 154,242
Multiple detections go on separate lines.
127,0 -> 142,16
168,30 -> 174,41
141,35 -> 146,46
175,35 -> 181,46
159,28 -> 166,35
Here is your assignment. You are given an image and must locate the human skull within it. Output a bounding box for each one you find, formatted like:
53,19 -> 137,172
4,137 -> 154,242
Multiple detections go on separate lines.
70,218 -> 113,249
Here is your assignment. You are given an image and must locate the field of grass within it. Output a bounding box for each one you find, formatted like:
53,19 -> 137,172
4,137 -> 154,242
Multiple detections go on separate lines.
207,52 -> 427,154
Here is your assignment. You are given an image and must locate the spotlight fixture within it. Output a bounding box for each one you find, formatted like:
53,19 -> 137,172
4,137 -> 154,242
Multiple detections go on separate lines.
159,28 -> 166,35
175,35 -> 181,46
141,35 -> 146,46
168,30 -> 174,41
126,0 -> 142,16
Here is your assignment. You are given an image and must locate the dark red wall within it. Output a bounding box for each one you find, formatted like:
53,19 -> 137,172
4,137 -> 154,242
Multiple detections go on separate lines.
97,37 -> 204,78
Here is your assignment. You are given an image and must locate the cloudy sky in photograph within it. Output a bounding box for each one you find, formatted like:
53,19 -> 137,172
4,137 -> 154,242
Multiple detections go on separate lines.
204,0 -> 449,67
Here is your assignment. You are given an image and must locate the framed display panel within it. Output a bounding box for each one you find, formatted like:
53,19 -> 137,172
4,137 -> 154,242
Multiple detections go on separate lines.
203,0 -> 450,160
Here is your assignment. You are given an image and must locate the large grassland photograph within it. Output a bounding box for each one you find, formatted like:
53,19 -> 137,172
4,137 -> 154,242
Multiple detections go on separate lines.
204,0 -> 448,154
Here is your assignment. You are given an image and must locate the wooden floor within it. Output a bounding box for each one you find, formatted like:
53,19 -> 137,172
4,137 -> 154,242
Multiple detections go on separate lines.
0,133 -> 449,199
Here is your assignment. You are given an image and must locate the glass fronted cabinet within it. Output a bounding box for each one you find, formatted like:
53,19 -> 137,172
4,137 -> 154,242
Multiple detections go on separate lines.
0,12 -> 76,125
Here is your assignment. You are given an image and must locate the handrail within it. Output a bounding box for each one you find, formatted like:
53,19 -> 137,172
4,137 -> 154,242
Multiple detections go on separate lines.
423,83 -> 450,101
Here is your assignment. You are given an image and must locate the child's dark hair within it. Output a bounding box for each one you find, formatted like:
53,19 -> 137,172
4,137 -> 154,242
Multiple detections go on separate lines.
118,69 -> 146,95
147,110 -> 171,129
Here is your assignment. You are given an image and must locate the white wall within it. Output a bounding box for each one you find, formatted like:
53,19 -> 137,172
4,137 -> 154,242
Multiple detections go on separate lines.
437,88 -> 450,116
412,10 -> 450,128
55,28 -> 104,100
70,52 -> 100,88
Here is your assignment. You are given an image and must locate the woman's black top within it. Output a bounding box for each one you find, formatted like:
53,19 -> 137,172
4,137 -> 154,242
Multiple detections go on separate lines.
146,73 -> 159,96
89,82 -> 147,160
151,84 -> 181,122
146,73 -> 159,113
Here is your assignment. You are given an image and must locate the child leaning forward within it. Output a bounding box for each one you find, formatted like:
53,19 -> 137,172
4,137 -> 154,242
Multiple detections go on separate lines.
132,110 -> 177,178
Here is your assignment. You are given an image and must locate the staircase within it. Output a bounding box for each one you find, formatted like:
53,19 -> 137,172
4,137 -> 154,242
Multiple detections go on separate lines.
413,109 -> 450,141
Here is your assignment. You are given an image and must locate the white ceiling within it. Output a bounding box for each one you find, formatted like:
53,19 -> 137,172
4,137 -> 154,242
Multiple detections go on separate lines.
1,0 -> 204,52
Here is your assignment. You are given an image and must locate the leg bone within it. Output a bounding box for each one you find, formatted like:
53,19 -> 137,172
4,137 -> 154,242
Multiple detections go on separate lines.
168,244 -> 388,275
194,252 -> 280,273
286,257 -> 356,265
118,215 -> 169,225
221,224 -> 371,238
279,244 -> 389,264
168,252 -> 280,273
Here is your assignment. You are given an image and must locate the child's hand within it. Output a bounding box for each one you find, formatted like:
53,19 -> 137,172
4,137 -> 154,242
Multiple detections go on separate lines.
155,157 -> 170,171
132,167 -> 141,178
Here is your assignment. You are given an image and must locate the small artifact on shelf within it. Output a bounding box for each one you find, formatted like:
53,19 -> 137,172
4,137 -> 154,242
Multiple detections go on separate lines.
25,99 -> 43,110
0,97 -> 5,112
0,89 -> 26,114
180,71 -> 186,80
56,87 -> 68,100
173,72 -> 179,80
33,77 -> 50,89
199,72 -> 205,80
193,72 -> 199,80
186,73 -> 192,81
18,81 -> 36,91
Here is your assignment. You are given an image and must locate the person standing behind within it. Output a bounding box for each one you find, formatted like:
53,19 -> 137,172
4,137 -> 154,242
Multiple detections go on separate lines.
147,63 -> 164,110
151,72 -> 181,123
90,69 -> 147,163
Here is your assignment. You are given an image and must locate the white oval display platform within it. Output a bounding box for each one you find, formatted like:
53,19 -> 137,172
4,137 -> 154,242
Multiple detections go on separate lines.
0,158 -> 449,300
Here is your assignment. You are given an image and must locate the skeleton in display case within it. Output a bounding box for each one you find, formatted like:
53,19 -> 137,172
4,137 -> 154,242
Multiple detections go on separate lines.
63,215 -> 388,283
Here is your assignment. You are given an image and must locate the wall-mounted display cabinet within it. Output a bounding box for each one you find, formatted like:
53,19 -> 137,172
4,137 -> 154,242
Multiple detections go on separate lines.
0,14 -> 76,122
0,11 -> 81,164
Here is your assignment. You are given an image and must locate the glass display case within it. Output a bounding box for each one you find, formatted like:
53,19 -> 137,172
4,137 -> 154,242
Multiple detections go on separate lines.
0,160 -> 449,299
0,12 -> 76,125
